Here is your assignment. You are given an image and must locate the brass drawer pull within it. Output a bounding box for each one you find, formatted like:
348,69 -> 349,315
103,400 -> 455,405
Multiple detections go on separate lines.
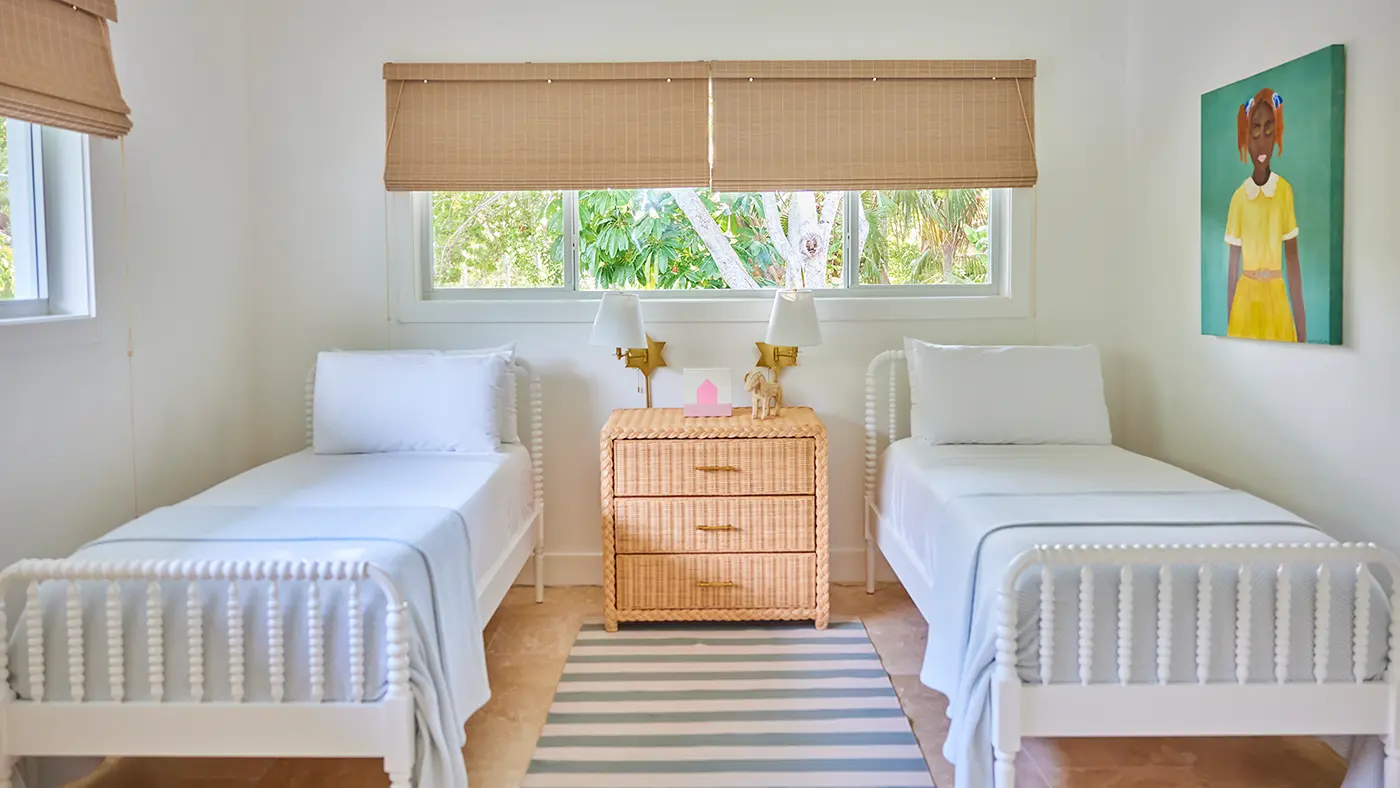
695,465 -> 739,472
696,581 -> 735,588
695,524 -> 737,532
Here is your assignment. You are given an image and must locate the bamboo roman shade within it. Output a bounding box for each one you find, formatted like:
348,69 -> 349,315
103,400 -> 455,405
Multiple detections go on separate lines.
710,60 -> 1037,192
383,62 -> 710,191
0,0 -> 131,138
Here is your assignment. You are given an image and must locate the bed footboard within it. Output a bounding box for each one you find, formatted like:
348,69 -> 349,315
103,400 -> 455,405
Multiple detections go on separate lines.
0,559 -> 416,788
993,543 -> 1400,788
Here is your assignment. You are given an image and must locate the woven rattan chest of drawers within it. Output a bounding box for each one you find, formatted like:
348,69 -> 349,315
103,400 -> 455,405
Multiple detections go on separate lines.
601,406 -> 829,631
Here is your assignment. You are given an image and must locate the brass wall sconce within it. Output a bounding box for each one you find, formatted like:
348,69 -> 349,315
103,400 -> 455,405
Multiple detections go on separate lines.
590,292 -> 667,407
754,289 -> 822,385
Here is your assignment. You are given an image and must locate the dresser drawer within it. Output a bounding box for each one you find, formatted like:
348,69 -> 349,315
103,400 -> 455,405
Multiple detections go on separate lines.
614,496 -> 815,554
613,438 -> 815,496
616,554 -> 816,611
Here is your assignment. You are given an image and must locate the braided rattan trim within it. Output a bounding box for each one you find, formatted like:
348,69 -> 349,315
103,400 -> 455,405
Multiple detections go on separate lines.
603,406 -> 824,440
615,608 -> 822,623
601,426 -> 618,631
814,425 -> 830,629
616,554 -> 816,611
614,496 -> 815,554
614,438 -> 815,497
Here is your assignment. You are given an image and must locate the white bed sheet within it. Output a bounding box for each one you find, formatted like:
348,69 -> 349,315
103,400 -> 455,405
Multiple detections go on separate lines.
185,446 -> 535,587
877,439 -> 1388,788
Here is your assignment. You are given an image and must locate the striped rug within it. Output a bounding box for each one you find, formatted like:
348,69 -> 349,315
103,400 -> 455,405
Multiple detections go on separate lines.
524,619 -> 935,787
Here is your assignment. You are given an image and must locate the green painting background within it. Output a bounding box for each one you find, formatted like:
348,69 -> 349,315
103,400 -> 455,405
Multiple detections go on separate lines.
1200,45 -> 1345,344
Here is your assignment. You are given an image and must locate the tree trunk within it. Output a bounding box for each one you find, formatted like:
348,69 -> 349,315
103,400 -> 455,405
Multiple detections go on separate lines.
672,189 -> 759,289
941,243 -> 956,282
761,193 -> 802,287
765,192 -> 837,289
788,192 -> 828,288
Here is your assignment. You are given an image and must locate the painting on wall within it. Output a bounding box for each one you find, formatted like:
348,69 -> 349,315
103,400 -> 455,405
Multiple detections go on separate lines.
1201,44 -> 1345,345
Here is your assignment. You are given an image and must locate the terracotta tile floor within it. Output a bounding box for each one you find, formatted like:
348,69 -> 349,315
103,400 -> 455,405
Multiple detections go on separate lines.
66,583 -> 1346,788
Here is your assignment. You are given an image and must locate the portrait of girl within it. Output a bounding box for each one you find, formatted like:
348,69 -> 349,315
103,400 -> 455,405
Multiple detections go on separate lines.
1225,88 -> 1305,342
1200,45 -> 1345,346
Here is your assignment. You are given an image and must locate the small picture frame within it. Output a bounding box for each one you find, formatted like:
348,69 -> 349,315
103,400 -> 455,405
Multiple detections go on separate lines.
683,368 -> 732,417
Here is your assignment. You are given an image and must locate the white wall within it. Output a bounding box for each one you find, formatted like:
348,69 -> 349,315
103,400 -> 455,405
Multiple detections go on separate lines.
0,0 -> 255,569
246,0 -> 1133,582
1123,0 -> 1400,548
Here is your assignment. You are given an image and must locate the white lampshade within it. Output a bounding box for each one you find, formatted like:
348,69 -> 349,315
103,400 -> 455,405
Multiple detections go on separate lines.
590,291 -> 647,348
766,289 -> 823,347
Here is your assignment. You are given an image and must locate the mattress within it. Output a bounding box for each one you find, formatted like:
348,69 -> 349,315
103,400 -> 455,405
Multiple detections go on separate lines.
876,439 -> 1388,788
184,446 -> 536,586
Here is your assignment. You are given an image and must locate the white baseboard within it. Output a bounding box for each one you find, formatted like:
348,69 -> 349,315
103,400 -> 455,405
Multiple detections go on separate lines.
513,548 -> 897,587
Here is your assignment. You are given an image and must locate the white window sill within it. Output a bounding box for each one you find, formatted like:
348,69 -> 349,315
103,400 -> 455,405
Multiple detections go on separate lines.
0,312 -> 93,327
393,291 -> 1030,324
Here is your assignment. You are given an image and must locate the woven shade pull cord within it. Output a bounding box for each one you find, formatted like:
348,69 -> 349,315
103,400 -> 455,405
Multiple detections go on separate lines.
381,80 -> 409,322
383,80 -> 407,164
1014,77 -> 1040,325
1013,77 -> 1037,162
120,138 -> 140,517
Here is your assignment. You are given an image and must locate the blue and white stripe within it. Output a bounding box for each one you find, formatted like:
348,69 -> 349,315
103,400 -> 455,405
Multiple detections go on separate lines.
525,620 -> 934,787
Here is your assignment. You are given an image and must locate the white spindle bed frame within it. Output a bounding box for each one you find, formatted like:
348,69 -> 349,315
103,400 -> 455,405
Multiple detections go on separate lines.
0,358 -> 545,788
863,349 -> 1400,788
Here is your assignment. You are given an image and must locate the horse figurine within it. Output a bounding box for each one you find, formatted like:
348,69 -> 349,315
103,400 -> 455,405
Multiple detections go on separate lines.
743,368 -> 782,420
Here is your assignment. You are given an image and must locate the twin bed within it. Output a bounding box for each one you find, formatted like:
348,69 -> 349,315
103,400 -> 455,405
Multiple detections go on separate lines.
865,344 -> 1400,788
0,351 -> 543,788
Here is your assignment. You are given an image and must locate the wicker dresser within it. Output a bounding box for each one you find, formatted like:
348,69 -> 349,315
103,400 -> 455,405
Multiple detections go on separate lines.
600,406 -> 829,631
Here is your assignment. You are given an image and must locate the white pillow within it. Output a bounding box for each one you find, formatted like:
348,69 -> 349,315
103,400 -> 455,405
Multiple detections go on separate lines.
445,345 -> 520,444
328,345 -> 520,444
313,351 -> 506,454
904,340 -> 1112,445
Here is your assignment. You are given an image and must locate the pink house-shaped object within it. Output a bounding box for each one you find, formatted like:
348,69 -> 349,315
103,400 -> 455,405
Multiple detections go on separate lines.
684,376 -> 730,417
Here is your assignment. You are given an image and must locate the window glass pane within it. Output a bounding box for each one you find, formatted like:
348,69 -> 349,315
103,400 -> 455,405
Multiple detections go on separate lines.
856,189 -> 990,285
1,118 -> 14,299
577,189 -> 842,290
431,191 -> 564,288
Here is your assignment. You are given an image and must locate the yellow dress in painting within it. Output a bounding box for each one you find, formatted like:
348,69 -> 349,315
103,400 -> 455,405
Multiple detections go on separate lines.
1225,172 -> 1299,341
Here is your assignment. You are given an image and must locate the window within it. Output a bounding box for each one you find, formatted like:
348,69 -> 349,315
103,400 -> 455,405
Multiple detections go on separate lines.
423,187 -> 1003,297
0,116 -> 94,322
1,118 -> 45,317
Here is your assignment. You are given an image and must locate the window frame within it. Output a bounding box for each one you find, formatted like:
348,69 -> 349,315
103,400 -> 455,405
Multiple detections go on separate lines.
416,189 -> 1006,302
0,118 -> 94,325
389,188 -> 1033,324
1,119 -> 50,320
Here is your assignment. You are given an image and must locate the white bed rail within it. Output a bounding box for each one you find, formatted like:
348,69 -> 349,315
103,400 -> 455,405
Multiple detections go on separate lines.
0,559 -> 416,787
305,355 -> 546,602
993,543 -> 1400,787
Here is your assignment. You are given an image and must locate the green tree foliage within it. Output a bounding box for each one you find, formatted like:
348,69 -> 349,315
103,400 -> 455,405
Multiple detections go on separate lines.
431,191 -> 563,288
432,188 -> 845,290
858,189 -> 989,285
580,189 -> 790,290
0,119 -> 14,299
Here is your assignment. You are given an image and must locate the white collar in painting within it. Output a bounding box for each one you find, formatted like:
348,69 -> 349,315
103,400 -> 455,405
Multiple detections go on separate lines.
1242,172 -> 1279,200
